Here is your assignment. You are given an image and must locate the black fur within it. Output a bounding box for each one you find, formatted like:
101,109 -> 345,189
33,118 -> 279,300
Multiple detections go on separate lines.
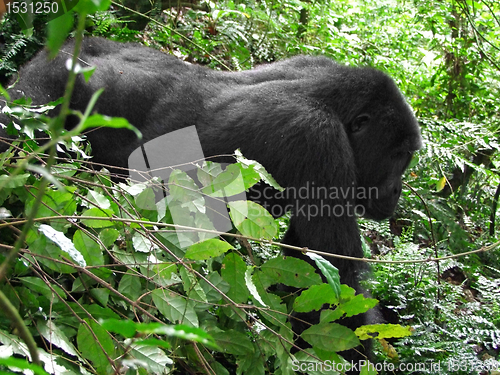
0,37 -> 422,357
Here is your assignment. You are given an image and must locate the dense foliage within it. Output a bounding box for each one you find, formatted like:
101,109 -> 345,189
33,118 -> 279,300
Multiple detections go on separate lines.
0,0 -> 499,374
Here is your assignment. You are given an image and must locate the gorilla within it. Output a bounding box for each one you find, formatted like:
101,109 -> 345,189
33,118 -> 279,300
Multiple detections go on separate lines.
0,37 -> 422,356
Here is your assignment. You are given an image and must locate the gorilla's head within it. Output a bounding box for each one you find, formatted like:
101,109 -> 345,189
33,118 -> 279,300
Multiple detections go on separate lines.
343,69 -> 422,220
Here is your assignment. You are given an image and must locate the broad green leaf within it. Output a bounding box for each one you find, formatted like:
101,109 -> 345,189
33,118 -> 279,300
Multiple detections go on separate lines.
77,320 -> 114,375
200,271 -> 230,304
87,189 -> 111,209
0,357 -> 48,375
211,330 -> 254,356
132,231 -> 154,253
436,176 -> 447,192
301,323 -> 360,352
228,200 -> 277,239
39,224 -> 86,266
90,288 -> 110,306
25,229 -> 74,273
360,361 -> 378,375
245,266 -> 266,306
251,271 -> 288,325
26,188 -> 76,231
355,324 -> 413,341
135,187 -> 157,211
221,253 -> 249,303
126,341 -> 173,373
80,114 -> 141,138
306,252 -> 341,299
101,320 -> 218,349
47,11 -> 73,58
202,163 -> 243,197
75,0 -> 111,13
81,208 -> 115,228
99,228 -> 119,248
185,238 -> 233,260
261,256 -> 321,288
152,289 -> 199,327
51,163 -> 79,177
179,266 -> 208,306
294,284 -> 339,313
38,321 -> 78,357
0,173 -> 29,188
101,319 -> 138,338
168,170 -> 204,209
118,270 -> 142,301
336,294 -> 379,318
73,229 -> 103,267
235,150 -> 283,191
19,277 -> 65,300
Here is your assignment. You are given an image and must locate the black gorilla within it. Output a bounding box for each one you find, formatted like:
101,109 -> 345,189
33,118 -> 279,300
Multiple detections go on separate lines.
0,37 -> 422,352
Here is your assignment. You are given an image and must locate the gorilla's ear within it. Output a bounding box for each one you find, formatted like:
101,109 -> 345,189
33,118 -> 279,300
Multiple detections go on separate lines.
349,114 -> 370,133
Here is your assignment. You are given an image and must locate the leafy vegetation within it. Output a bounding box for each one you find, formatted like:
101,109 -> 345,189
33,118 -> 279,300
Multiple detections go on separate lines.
0,0 -> 499,374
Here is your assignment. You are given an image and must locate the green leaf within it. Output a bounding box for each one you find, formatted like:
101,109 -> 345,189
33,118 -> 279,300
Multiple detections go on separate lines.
126,342 -> 173,372
77,320 -> 114,375
47,11 -> 73,58
135,187 -> 157,211
261,256 -> 322,288
152,289 -> 199,327
200,271 -> 230,304
228,200 -> 277,239
18,277 -> 65,300
179,266 -> 208,306
0,357 -> 48,375
100,319 -> 137,338
143,323 -> 218,349
74,0 -> 112,15
251,271 -> 288,325
185,238 -> 233,260
81,208 -> 115,228
26,230 -> 76,274
26,188 -> 76,230
39,224 -> 86,266
294,284 -> 339,313
436,176 -> 447,192
235,150 -> 284,191
87,189 -> 111,209
301,323 -> 360,352
212,330 -> 254,355
336,294 -> 379,318
99,228 -> 119,248
245,266 -> 266,306
132,231 -> 154,253
0,173 -> 29,188
355,324 -> 413,341
202,163 -> 244,197
306,252 -> 341,299
221,253 -> 249,303
38,321 -> 78,357
90,288 -> 109,306
360,361 -> 378,375
80,114 -> 141,139
118,270 -> 143,301
73,229 -> 104,268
